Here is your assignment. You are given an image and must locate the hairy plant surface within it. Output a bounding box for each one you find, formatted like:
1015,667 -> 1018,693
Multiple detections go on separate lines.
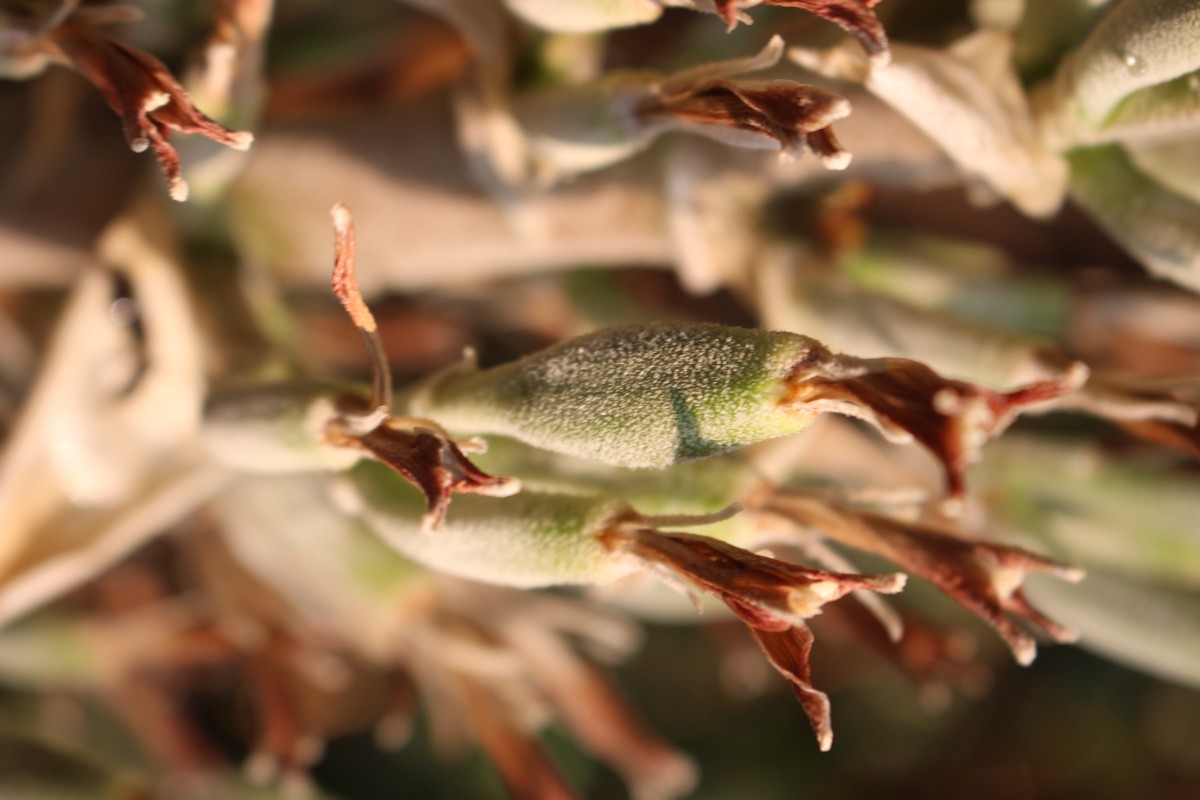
1,1 -> 1199,798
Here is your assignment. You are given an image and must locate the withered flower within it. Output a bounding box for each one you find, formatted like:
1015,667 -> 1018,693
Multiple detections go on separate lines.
638,36 -> 853,168
604,521 -> 905,748
325,205 -> 518,530
749,625 -> 834,749
784,353 -> 1088,508
711,0 -> 890,65
639,77 -> 852,168
513,35 -> 855,181
4,1 -> 252,200
764,492 -> 1085,665
330,418 -> 519,532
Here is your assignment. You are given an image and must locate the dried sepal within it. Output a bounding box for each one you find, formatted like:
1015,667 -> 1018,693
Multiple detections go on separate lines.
427,579 -> 693,800
640,77 -> 852,168
765,492 -> 1085,665
24,2 -> 253,200
639,36 -> 853,168
603,519 -> 904,750
607,524 -> 905,628
713,1 -> 890,65
748,625 -> 833,750
550,660 -> 697,800
784,354 -> 1088,509
325,205 -> 517,530
331,418 -> 519,532
514,36 -> 854,179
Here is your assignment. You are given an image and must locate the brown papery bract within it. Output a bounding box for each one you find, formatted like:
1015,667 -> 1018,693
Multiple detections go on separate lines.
604,522 -> 904,750
39,5 -> 252,201
713,0 -> 890,64
784,353 -> 1088,510
640,78 -> 852,168
765,492 -> 1085,665
324,204 -> 518,530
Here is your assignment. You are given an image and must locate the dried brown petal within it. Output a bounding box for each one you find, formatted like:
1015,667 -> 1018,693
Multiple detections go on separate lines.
323,204 -> 519,529
784,355 -> 1088,509
334,419 -> 519,531
748,625 -> 833,750
608,526 -> 905,630
713,0 -> 890,65
604,523 -> 902,751
44,12 -> 252,200
640,78 -> 852,168
766,493 -> 1085,665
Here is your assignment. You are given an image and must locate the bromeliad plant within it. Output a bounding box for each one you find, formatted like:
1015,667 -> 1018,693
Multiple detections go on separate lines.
2,0 -> 1200,798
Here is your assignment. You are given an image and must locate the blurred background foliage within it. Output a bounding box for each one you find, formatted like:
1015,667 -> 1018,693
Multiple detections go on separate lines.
2,0 -> 1200,798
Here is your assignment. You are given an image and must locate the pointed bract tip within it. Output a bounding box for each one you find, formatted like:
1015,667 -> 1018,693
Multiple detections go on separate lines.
230,130 -> 254,150
820,150 -> 853,171
1057,626 -> 1082,645
143,90 -> 170,113
762,34 -> 785,62
818,730 -> 833,752
169,178 -> 189,202
420,510 -> 443,536
478,476 -> 522,498
331,202 -> 352,231
1058,565 -> 1087,583
1013,638 -> 1037,667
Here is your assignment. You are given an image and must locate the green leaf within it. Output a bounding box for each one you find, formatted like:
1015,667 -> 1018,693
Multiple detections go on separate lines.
1037,0 -> 1200,146
1068,144 -> 1200,293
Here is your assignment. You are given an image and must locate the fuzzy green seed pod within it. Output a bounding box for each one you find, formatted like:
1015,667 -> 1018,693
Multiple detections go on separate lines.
409,323 -> 825,469
470,435 -> 759,518
409,322 -> 1086,506
348,461 -> 634,588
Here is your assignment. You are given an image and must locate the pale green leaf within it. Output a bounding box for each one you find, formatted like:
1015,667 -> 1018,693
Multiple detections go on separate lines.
792,31 -> 1069,217
1037,0 -> 1200,146
1025,569 -> 1200,689
1068,144 -> 1200,293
